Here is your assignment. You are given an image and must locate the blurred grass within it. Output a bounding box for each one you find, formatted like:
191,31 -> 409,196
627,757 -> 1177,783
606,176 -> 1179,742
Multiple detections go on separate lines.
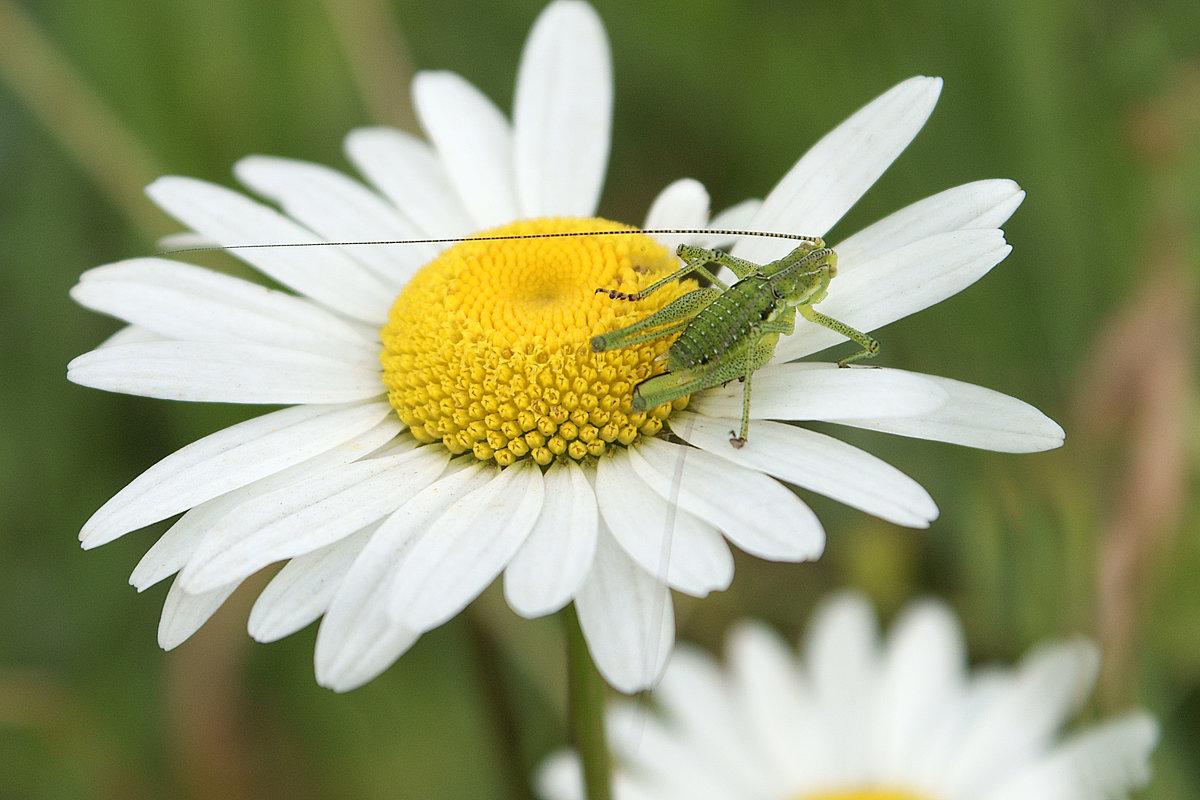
1,0 -> 1197,797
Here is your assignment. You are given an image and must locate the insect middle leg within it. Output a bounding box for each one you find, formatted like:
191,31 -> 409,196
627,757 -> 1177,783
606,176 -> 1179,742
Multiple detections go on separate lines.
674,245 -> 769,282
595,246 -> 732,302
597,242 -> 776,303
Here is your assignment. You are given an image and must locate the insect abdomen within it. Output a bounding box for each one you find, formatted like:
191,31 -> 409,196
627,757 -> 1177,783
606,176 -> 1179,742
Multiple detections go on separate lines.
666,278 -> 776,371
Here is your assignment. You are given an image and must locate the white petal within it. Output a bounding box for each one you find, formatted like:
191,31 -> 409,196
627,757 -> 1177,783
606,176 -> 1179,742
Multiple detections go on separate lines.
984,712 -> 1159,800
727,622 -> 828,783
81,402 -> 393,548
735,76 -> 943,263
97,324 -> 162,347
513,0 -> 611,217
803,591 -> 881,780
673,413 -> 938,528
68,340 -> 384,404
644,178 -> 710,228
595,449 -> 732,597
247,527 -> 373,642
775,228 -> 1013,362
653,647 -> 776,794
146,176 -> 395,322
412,71 -> 518,227
72,258 -> 378,363
504,460 -> 598,618
156,231 -> 216,252
233,154 -> 430,287
127,421 -> 403,591
1062,712 -> 1159,794
839,371 -> 1065,452
709,198 -> 764,232
385,460 -> 544,632
343,126 -> 473,238
316,462 -> 496,692
874,600 -> 967,779
631,434 -> 825,560
606,701 -> 743,799
689,362 -> 948,422
836,179 -> 1026,263
157,576 -> 237,650
1014,637 -> 1103,731
806,591 -> 880,687
316,616 -> 420,693
643,178 -> 711,251
575,529 -> 674,693
944,639 -> 1101,797
179,446 -> 449,593
534,751 -> 584,800
921,669 -> 1010,786
129,517 -> 206,591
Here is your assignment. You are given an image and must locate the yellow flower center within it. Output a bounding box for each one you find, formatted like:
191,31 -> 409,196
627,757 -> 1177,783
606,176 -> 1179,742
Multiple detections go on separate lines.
801,791 -> 931,796
798,791 -> 933,800
379,217 -> 695,467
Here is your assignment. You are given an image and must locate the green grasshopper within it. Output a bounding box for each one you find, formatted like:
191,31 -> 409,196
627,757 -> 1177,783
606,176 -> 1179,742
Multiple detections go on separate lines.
591,239 -> 878,448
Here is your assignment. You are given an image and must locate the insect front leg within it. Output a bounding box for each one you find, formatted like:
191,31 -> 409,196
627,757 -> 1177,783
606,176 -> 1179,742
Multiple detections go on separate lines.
595,248 -> 731,302
797,304 -> 879,366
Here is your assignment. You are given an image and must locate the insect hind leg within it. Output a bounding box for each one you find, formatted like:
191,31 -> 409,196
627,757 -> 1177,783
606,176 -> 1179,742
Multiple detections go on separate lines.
591,287 -> 722,352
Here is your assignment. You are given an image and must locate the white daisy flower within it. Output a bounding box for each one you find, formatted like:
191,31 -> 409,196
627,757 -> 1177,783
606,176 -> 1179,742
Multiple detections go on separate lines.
68,0 -> 1063,693
537,592 -> 1160,800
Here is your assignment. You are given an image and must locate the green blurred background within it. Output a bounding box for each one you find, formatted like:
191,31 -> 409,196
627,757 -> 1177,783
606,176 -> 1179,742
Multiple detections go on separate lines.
1,0 -> 1197,797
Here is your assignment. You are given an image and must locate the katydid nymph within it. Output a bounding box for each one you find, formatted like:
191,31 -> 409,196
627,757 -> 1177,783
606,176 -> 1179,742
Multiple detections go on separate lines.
590,238 -> 879,448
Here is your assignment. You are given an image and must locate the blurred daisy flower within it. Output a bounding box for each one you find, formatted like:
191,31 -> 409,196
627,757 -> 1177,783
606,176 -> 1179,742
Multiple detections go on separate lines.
537,592 -> 1159,800
68,0 -> 1062,692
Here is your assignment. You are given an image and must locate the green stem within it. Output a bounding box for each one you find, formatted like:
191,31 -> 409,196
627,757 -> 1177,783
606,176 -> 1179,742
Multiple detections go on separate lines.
563,604 -> 612,800
465,611 -> 536,800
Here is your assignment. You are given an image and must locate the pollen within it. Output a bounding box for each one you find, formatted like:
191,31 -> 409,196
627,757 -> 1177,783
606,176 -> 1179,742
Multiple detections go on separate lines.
379,217 -> 695,467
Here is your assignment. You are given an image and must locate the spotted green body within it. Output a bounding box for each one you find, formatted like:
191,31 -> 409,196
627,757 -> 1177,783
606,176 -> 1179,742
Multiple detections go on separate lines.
591,240 -> 879,446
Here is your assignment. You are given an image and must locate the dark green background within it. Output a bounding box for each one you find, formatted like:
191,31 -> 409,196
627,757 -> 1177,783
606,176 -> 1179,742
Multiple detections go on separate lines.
2,0 -> 1197,797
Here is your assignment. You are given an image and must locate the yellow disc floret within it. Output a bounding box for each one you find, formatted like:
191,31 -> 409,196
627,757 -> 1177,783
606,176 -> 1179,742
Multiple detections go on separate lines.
379,217 -> 695,467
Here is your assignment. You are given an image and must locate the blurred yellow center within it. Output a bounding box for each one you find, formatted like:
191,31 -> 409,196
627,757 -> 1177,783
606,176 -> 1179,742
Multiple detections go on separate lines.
379,217 -> 694,467
798,791 -> 932,800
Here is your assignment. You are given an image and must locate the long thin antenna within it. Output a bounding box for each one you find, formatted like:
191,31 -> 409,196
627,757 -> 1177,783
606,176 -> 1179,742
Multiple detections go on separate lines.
155,228 -> 821,257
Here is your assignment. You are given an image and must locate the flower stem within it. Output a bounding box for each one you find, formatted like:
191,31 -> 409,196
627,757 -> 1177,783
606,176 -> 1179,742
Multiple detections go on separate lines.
563,604 -> 612,800
465,610 -> 536,800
